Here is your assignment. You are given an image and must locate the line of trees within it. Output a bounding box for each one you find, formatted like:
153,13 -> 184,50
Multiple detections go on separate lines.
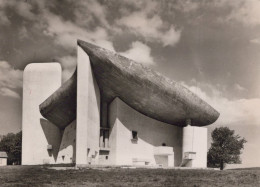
0,131 -> 22,165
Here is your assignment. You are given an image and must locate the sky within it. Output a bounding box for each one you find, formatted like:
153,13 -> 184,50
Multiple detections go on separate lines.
0,0 -> 259,167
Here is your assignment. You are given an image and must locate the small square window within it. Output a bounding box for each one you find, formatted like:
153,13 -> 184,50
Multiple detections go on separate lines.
132,131 -> 138,140
131,131 -> 138,144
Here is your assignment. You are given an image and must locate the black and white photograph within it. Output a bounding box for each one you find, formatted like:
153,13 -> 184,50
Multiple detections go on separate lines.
0,0 -> 259,186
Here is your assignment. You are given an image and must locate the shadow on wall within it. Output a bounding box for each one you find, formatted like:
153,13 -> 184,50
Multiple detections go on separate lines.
109,98 -> 183,166
57,121 -> 76,164
40,118 -> 62,162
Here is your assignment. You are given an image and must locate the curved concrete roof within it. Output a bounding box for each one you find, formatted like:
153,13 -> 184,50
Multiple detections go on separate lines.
40,40 -> 219,129
40,70 -> 77,129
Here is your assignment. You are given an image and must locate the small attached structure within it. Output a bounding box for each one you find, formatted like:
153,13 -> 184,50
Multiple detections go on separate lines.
0,152 -> 8,166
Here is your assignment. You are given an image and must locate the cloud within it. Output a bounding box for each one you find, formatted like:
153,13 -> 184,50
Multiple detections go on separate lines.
215,0 -> 260,26
0,10 -> 10,25
116,3 -> 181,47
57,55 -> 77,82
0,61 -> 22,99
182,80 -> 260,126
250,37 -> 260,44
58,55 -> 76,70
41,11 -> 115,51
72,0 -> 109,28
120,41 -> 155,65
0,88 -> 20,99
184,79 -> 260,167
18,26 -> 28,40
175,0 -> 200,13
234,83 -> 247,92
0,0 -> 35,20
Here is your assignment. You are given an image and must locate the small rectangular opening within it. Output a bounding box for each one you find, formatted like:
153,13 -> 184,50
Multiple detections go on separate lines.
132,131 -> 138,140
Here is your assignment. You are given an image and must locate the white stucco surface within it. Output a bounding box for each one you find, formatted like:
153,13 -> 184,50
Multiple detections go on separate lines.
22,63 -> 62,165
108,98 -> 183,167
76,46 -> 100,165
0,158 -> 7,166
182,126 -> 207,167
57,120 -> 76,164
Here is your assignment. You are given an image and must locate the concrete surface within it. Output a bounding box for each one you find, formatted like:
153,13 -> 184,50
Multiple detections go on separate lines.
56,120 -> 76,164
78,40 -> 219,127
22,41 -> 213,168
108,97 -> 183,167
22,63 -> 62,165
40,70 -> 77,129
76,46 -> 100,165
40,40 -> 219,128
182,126 -> 207,167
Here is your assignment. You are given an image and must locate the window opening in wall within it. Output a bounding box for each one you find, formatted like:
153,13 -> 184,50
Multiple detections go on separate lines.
87,148 -> 90,157
106,156 -> 108,160
162,143 -> 166,146
131,130 -> 138,144
62,156 -> 65,161
103,131 -> 106,142
132,131 -> 138,140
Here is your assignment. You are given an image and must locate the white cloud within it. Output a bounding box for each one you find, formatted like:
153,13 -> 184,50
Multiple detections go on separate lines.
185,79 -> 260,168
58,55 -> 76,70
117,12 -> 181,47
0,88 -> 20,99
0,61 -> 22,99
176,0 -> 200,12
215,0 -> 260,26
72,0 -> 109,28
182,80 -> 260,126
250,37 -> 260,44
0,61 -> 23,89
120,41 -> 155,65
160,26 -> 181,47
42,11 -> 115,51
57,55 -> 77,82
234,83 -> 247,92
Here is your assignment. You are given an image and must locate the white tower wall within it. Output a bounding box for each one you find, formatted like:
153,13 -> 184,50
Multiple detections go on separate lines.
182,125 -> 207,167
76,46 -> 100,165
22,63 -> 62,165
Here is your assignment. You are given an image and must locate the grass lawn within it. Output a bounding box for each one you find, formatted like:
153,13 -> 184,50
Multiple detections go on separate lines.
0,166 -> 259,186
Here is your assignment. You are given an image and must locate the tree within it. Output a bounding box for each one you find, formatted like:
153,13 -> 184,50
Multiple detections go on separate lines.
207,127 -> 246,170
0,131 -> 22,165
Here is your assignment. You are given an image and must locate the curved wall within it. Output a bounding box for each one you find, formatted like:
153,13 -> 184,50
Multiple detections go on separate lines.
56,120 -> 76,164
108,97 -> 183,166
182,126 -> 207,167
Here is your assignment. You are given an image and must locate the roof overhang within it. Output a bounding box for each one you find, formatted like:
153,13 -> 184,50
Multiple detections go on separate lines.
40,40 -> 220,129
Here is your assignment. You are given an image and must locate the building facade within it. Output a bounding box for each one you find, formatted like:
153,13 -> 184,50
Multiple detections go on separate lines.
0,152 -> 8,166
22,40 -> 219,167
